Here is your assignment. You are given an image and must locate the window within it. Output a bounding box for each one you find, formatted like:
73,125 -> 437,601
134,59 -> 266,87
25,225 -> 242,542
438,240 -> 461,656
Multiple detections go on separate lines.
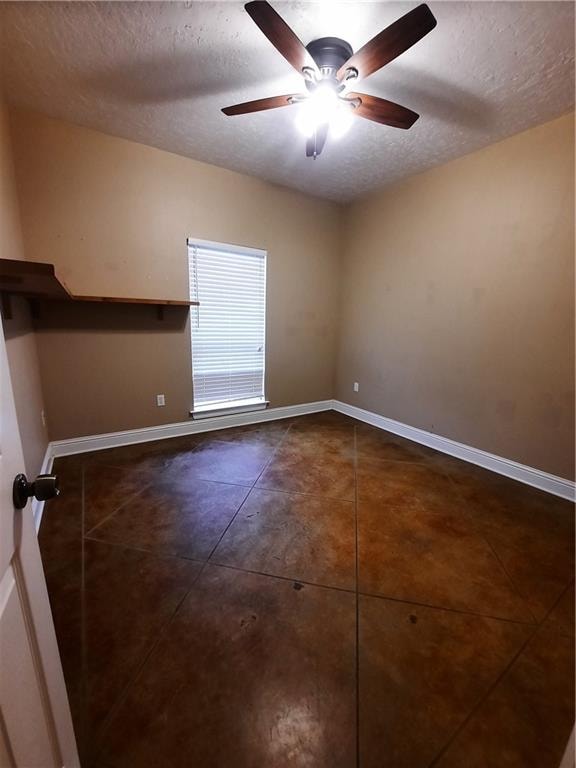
188,239 -> 267,415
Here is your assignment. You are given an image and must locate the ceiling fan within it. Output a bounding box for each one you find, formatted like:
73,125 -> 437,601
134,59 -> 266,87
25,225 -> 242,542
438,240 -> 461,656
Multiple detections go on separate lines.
222,1 -> 437,158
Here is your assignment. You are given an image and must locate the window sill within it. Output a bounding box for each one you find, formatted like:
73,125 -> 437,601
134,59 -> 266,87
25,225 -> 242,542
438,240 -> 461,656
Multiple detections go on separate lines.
190,399 -> 269,420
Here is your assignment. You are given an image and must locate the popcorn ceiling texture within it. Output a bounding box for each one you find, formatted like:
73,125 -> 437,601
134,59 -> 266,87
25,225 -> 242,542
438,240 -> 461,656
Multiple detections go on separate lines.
0,1 -> 574,202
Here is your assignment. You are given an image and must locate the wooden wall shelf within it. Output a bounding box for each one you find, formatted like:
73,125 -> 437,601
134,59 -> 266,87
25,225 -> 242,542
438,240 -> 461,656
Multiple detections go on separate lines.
0,258 -> 197,319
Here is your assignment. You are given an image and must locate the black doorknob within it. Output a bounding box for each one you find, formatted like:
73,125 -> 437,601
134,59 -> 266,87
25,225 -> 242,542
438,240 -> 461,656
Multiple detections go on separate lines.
13,473 -> 60,510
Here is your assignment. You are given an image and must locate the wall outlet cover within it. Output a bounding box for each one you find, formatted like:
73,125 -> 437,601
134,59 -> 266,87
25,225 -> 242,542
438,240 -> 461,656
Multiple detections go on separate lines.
156,394 -> 166,407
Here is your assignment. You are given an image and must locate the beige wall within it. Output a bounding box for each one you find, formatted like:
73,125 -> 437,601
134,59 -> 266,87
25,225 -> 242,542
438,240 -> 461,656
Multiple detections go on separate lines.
7,106 -> 574,480
0,101 -> 48,475
336,113 -> 575,480
9,108 -> 342,440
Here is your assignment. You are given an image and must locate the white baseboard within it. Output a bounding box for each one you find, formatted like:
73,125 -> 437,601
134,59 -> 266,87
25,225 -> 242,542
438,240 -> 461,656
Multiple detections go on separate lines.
49,400 -> 334,459
39,398 -> 574,517
37,400 -> 331,531
333,400 -> 575,502
32,446 -> 55,532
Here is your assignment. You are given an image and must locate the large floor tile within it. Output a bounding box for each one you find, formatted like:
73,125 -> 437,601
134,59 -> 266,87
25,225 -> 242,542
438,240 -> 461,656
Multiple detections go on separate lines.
163,438 -> 274,485
359,595 -> 531,768
436,628 -> 575,768
98,566 -> 356,768
43,554 -> 84,752
451,470 -> 575,620
82,540 -> 201,752
89,479 -> 249,559
84,464 -> 152,531
358,499 -> 532,620
544,582 -> 575,637
257,447 -> 356,501
213,488 -> 356,589
357,458 -> 458,513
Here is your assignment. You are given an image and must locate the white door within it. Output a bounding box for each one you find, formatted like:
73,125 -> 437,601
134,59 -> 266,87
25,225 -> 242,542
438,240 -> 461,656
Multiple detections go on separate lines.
0,312 -> 79,767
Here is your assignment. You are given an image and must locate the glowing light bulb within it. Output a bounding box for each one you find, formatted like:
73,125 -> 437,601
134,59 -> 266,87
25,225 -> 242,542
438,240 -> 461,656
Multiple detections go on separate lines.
313,84 -> 338,117
296,101 -> 316,137
295,84 -> 338,137
330,103 -> 354,139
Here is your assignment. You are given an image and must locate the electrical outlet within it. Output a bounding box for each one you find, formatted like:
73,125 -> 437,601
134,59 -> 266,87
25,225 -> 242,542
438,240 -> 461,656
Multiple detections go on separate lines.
41,409 -> 47,428
353,382 -> 359,393
156,394 -> 166,407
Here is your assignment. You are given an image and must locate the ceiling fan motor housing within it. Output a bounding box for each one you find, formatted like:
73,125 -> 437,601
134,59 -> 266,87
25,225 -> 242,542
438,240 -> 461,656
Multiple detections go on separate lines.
306,37 -> 354,79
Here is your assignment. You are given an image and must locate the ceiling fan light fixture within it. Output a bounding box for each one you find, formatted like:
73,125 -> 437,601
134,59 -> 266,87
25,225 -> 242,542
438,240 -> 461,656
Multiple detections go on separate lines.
225,2 -> 437,157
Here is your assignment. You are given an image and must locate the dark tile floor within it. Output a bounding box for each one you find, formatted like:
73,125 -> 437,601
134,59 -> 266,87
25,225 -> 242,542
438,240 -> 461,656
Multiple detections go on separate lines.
38,411 -> 575,768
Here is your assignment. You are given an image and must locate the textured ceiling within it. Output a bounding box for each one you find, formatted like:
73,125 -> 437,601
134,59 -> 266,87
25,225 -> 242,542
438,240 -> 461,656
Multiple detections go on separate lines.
1,1 -> 574,202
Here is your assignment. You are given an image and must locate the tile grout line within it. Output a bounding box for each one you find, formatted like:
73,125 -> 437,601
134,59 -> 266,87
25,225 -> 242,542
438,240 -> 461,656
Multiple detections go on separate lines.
473,533 -> 537,624
427,576 -> 576,767
358,589 -> 537,627
87,431 -> 299,539
353,424 -> 360,768
91,421 -> 295,763
82,435 -> 231,536
91,454 -> 356,540
427,632 -> 534,767
87,427 -> 359,534
444,473 -> 538,624
82,441 -> 214,536
78,535 -> 541,628
255,481 -> 355,503
91,548 -> 207,762
84,484 -> 154,538
204,420 -> 296,563
82,534 -> 207,564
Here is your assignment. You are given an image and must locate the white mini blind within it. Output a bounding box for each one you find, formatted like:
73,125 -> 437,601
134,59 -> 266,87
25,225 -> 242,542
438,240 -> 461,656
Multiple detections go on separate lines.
188,240 -> 266,410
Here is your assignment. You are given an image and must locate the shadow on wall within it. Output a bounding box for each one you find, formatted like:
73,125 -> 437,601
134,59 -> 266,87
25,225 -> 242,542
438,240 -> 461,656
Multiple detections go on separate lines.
31,300 -> 190,332
2,296 -> 37,342
2,295 -> 49,476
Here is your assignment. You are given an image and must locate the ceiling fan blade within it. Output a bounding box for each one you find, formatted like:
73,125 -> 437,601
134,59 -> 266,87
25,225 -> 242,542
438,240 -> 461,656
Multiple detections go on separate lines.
305,122 -> 329,158
346,93 -> 419,129
222,94 -> 299,116
337,4 -> 436,82
245,1 -> 318,75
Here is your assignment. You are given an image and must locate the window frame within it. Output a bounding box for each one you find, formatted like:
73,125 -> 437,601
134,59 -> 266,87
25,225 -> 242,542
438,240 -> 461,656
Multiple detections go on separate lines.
187,237 -> 268,419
